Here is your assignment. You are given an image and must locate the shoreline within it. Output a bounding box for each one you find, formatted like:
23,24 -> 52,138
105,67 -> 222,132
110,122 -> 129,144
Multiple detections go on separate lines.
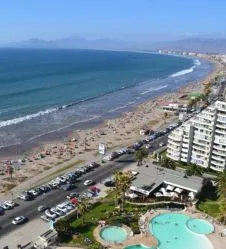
0,54 -> 221,196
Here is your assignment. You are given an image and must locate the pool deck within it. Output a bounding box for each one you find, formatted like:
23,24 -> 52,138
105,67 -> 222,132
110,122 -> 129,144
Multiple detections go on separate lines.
142,208 -> 226,249
93,224 -> 158,249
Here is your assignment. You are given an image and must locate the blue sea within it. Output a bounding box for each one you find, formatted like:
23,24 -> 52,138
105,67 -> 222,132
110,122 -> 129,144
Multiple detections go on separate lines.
0,48 -> 212,155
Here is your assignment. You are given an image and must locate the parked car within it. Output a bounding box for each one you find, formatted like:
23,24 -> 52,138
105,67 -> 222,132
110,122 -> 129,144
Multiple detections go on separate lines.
84,180 -> 94,186
37,205 -> 48,212
67,192 -> 80,199
0,206 -> 5,215
12,216 -> 27,225
51,208 -> 64,216
45,209 -> 57,219
145,144 -> 153,149
159,142 -> 165,147
4,200 -> 16,208
40,215 -> 51,222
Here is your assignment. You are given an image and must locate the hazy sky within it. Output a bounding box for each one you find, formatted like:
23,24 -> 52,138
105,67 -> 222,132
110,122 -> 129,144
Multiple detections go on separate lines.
1,0 -> 226,42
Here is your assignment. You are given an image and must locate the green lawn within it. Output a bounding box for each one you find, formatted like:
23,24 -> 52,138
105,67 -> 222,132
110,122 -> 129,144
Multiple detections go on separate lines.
70,201 -> 115,241
198,201 -> 221,217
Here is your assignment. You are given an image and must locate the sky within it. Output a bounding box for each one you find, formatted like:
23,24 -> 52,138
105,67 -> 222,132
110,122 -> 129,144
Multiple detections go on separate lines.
0,0 -> 226,43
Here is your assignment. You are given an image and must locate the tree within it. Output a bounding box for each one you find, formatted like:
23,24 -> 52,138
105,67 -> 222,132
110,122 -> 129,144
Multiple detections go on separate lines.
160,155 -> 177,170
219,200 -> 226,225
77,197 -> 90,225
114,171 -> 132,212
135,148 -> 148,166
54,219 -> 71,241
216,170 -> 226,200
185,163 -> 203,177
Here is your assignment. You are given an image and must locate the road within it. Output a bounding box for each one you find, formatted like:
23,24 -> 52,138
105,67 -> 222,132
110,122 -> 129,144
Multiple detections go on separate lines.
0,135 -> 167,240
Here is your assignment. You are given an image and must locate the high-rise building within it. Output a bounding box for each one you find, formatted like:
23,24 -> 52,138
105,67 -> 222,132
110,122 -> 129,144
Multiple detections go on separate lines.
167,101 -> 226,172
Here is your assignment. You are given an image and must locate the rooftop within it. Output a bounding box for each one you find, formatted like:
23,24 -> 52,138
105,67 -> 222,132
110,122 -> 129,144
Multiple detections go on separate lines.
130,164 -> 204,195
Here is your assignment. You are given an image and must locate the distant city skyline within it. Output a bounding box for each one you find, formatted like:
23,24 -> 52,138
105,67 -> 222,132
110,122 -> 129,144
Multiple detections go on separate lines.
1,0 -> 226,43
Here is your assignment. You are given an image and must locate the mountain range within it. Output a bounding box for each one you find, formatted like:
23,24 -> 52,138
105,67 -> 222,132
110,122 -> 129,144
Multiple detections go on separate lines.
2,36 -> 226,53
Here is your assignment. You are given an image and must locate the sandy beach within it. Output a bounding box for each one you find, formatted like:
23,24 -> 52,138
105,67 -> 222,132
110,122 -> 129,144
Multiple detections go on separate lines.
0,54 -> 224,198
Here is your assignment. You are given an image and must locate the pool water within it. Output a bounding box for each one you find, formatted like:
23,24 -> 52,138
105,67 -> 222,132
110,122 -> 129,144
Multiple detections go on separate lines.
100,225 -> 127,243
124,244 -> 154,249
186,218 -> 214,234
149,213 -> 213,249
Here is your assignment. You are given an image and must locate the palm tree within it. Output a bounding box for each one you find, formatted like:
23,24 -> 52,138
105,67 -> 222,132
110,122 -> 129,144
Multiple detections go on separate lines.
185,163 -> 203,177
77,197 -> 90,225
114,171 -> 132,212
216,170 -> 226,199
135,148 -> 148,166
219,200 -> 226,225
160,155 -> 177,170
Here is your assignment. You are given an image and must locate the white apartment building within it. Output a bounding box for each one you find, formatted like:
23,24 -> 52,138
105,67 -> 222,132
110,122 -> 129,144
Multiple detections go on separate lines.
167,101 -> 226,172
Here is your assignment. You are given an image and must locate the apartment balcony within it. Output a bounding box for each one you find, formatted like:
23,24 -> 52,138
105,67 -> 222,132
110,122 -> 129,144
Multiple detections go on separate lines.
193,139 -> 210,147
210,164 -> 225,172
182,143 -> 189,148
167,153 -> 180,161
168,139 -> 181,148
211,160 -> 225,168
217,112 -> 226,118
198,113 -> 214,121
213,144 -> 226,152
215,129 -> 226,135
211,154 -> 225,162
183,137 -> 189,143
192,150 -> 207,157
212,149 -> 226,157
181,147 -> 188,153
181,157 -> 188,162
214,136 -> 226,145
168,134 -> 182,142
191,158 -> 208,168
216,121 -> 226,129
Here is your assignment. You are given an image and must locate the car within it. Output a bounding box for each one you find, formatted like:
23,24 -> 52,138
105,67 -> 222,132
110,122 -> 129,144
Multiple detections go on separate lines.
0,206 -> 5,215
159,142 -> 165,147
51,208 -> 64,216
37,205 -> 48,212
56,205 -> 68,213
4,200 -> 16,208
40,215 -> 51,222
45,209 -> 57,219
12,216 -> 27,225
84,180 -> 94,186
103,179 -> 115,187
60,183 -> 73,191
67,192 -> 80,199
89,162 -> 100,169
0,203 -> 12,210
145,144 -> 153,149
28,189 -> 39,197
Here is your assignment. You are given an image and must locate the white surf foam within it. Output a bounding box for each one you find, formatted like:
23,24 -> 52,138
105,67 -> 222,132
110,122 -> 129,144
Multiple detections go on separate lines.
170,66 -> 195,78
0,108 -> 57,128
140,84 -> 168,95
170,59 -> 201,78
27,115 -> 101,142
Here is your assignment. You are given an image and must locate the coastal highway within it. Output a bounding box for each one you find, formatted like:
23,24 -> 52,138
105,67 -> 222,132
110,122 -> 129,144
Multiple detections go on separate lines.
0,135 -> 167,240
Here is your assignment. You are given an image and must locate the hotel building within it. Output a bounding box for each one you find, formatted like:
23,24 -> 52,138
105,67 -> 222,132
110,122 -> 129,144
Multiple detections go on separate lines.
167,101 -> 226,172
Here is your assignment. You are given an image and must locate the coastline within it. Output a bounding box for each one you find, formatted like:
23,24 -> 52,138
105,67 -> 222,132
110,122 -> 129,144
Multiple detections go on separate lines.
0,54 -> 221,196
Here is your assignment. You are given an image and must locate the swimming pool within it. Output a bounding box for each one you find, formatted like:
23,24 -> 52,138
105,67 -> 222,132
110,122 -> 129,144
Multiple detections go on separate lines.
186,218 -> 214,234
149,213 -> 213,249
124,244 -> 154,249
100,225 -> 127,243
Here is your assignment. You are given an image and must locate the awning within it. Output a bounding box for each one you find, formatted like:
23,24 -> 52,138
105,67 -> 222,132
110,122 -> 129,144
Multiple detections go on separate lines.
174,187 -> 183,194
125,192 -> 138,199
154,192 -> 163,197
169,192 -> 178,198
166,185 -> 175,191
130,186 -> 150,196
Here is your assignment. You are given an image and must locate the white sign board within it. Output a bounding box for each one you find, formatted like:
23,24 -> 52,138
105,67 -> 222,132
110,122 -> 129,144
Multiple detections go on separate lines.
99,143 -> 106,155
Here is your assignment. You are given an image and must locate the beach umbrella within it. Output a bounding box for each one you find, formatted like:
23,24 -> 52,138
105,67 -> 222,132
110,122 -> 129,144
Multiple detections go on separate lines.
174,187 -> 183,194
166,185 -> 175,191
154,192 -> 163,197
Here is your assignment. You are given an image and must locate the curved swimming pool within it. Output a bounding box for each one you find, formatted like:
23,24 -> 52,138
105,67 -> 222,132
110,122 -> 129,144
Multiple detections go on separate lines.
100,225 -> 127,243
186,218 -> 214,234
149,213 -> 213,249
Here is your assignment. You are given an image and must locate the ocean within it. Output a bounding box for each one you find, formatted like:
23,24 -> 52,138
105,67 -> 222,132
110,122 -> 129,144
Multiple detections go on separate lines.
0,48 -> 212,155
